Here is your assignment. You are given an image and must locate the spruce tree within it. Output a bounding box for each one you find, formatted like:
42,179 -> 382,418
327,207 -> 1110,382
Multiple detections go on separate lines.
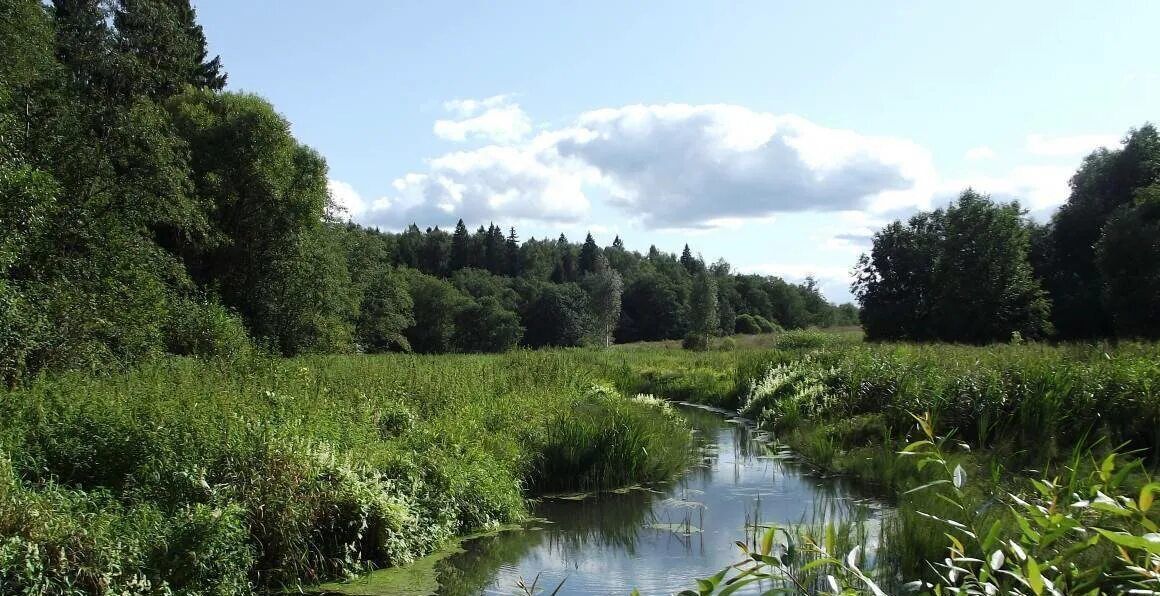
578,232 -> 601,274
680,244 -> 696,274
505,226 -> 521,276
450,219 -> 469,271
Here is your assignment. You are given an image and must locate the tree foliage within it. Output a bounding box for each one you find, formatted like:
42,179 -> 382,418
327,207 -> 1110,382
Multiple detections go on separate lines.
855,191 -> 1051,343
0,0 -> 870,381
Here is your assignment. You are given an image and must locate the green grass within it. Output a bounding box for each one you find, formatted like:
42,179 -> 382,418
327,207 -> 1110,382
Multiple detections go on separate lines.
4,331 -> 1158,594
0,350 -> 692,593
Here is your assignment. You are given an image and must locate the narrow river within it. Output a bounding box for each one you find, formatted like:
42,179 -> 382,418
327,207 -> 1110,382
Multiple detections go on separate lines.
324,404 -> 889,595
436,405 -> 887,595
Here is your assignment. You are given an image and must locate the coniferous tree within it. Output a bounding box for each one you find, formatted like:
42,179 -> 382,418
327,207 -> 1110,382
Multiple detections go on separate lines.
505,226 -> 521,276
679,244 -> 696,274
578,232 -> 601,274
449,219 -> 469,272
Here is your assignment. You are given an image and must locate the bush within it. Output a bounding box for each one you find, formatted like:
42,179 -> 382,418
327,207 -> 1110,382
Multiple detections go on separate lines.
164,297 -> 254,360
682,332 -> 710,351
735,314 -> 761,334
752,315 -> 782,333
717,337 -> 737,351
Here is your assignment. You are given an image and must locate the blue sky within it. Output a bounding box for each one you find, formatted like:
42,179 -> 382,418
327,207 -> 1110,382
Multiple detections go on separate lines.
193,0 -> 1159,301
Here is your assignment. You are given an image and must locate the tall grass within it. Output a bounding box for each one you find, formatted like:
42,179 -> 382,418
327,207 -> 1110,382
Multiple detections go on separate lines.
0,350 -> 692,593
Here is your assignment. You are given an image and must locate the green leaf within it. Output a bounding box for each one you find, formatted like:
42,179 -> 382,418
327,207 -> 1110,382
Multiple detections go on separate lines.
900,439 -> 934,453
1099,453 -> 1115,482
718,576 -> 761,596
799,557 -> 841,572
1139,482 -> 1158,512
903,479 -> 951,495
760,526 -> 775,556
982,519 -> 1004,550
1026,557 -> 1044,595
1093,528 -> 1160,554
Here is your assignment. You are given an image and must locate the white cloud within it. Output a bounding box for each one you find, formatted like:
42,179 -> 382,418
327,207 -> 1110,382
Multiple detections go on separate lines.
965,145 -> 996,160
554,104 -> 938,227
362,101 -> 941,230
434,95 -> 532,143
359,144 -> 591,228
743,262 -> 852,281
740,261 -> 857,302
945,164 -> 1075,212
442,94 -> 513,118
1026,133 -> 1119,157
326,179 -> 368,219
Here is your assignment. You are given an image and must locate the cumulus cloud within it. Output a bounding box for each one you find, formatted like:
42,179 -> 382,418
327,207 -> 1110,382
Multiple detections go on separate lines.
965,145 -> 996,160
555,104 -> 937,227
326,179 -> 368,219
434,95 -> 532,143
944,164 -> 1075,212
1026,133 -> 1119,157
378,144 -> 590,226
366,101 -> 940,230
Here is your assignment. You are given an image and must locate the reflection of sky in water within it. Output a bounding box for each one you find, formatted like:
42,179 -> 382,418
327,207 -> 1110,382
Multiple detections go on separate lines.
434,406 -> 887,595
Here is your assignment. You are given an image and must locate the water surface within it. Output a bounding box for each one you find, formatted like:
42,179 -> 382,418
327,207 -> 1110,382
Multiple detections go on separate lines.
428,405 -> 886,595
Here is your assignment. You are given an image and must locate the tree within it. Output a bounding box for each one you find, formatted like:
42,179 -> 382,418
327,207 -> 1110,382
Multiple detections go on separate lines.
931,190 -> 1050,343
169,90 -> 341,353
112,0 -> 225,97
853,213 -> 944,341
449,219 -> 469,271
581,262 -> 622,346
505,226 -> 521,276
253,228 -> 355,354
484,223 -> 505,273
521,283 -> 589,348
454,296 -> 523,352
578,233 -> 602,274
1044,126 -> 1160,338
679,244 -> 696,274
550,234 -> 577,283
1096,185 -> 1160,338
617,271 -> 686,342
451,267 -> 520,311
418,226 -> 449,276
688,270 -> 719,336
355,265 -> 413,353
855,190 -> 1051,343
404,273 -> 467,353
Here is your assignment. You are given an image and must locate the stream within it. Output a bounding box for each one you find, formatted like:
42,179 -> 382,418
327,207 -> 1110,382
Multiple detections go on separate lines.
328,404 -> 890,595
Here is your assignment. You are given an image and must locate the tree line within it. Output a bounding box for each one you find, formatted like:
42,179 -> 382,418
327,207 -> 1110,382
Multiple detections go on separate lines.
855,125 -> 1160,343
0,0 -> 855,385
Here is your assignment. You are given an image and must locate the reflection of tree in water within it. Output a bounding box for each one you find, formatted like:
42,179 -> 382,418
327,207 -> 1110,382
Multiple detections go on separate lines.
434,528 -> 545,596
432,405 -> 888,595
434,489 -> 659,595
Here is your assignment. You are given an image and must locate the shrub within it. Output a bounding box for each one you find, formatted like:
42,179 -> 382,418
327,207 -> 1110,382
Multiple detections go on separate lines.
717,337 -> 737,351
735,314 -> 761,334
753,315 -> 782,333
164,297 -> 254,360
682,332 -> 710,351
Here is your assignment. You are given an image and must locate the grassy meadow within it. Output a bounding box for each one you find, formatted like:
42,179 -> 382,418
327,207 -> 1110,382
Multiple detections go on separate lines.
2,330 -> 1159,594
0,351 -> 692,593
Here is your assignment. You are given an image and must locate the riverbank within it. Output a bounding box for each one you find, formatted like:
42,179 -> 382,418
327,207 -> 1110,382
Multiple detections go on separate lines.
605,335 -> 1160,592
3,334 -> 1157,594
0,351 -> 691,593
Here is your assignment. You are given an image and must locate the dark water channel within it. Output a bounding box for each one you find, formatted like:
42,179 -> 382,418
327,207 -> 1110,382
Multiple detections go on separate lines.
433,405 -> 888,595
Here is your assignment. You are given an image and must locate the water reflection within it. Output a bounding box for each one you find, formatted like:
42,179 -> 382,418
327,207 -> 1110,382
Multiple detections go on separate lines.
433,406 -> 887,595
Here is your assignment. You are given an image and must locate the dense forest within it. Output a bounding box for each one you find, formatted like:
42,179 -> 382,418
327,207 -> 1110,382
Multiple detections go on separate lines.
855,125 -> 1160,343
0,0 -> 855,386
